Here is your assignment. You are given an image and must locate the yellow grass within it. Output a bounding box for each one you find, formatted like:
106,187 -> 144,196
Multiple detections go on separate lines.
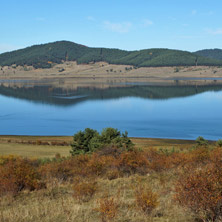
0,175 -> 194,222
0,136 -> 196,158
0,143 -> 70,158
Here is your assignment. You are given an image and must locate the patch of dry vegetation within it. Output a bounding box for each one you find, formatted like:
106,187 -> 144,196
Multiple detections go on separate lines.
1,136 -> 222,222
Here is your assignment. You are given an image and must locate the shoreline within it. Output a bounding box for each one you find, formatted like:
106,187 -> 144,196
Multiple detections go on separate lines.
0,62 -> 222,82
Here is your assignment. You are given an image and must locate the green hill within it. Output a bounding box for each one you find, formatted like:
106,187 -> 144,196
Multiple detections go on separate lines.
0,40 -> 222,68
195,49 -> 222,61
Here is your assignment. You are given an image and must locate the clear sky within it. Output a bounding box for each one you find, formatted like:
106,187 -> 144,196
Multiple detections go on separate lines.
0,0 -> 222,53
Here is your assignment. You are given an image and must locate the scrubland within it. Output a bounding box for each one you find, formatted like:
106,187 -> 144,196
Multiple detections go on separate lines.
0,136 -> 221,222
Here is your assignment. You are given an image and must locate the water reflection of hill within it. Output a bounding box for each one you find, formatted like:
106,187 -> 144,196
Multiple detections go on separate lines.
1,84 -> 222,106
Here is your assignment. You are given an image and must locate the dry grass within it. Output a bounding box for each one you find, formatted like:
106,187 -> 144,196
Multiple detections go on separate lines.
0,174 -> 195,222
0,136 -> 196,158
0,143 -> 70,158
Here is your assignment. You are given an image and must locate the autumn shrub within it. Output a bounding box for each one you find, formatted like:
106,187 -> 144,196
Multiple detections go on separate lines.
134,185 -> 159,215
86,154 -> 116,177
36,140 -> 42,145
72,178 -> 97,202
39,159 -> 76,182
106,168 -> 120,180
40,153 -> 115,182
0,158 -> 44,196
145,149 -> 169,172
191,147 -> 209,161
210,148 -> 222,167
95,197 -> 119,222
0,155 -> 19,165
97,144 -> 124,157
117,150 -> 149,175
166,152 -> 189,169
174,165 -> 222,222
39,155 -> 91,182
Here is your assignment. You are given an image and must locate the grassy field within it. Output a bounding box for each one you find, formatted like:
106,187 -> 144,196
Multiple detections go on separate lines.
0,135 -> 196,158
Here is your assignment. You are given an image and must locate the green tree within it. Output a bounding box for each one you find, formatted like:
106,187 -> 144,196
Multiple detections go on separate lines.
70,128 -> 100,155
70,127 -> 134,155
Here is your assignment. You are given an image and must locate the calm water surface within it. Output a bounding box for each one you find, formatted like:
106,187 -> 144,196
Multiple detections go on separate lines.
0,83 -> 222,140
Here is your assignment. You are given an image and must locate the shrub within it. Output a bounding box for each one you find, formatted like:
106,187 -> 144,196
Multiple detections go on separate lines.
106,168 -> 119,180
210,148 -> 222,167
189,147 -> 210,164
174,165 -> 222,222
0,158 -> 44,196
39,155 -> 90,182
72,178 -> 97,202
135,186 -> 158,215
145,149 -> 169,172
95,197 -> 118,222
97,145 -> 123,157
117,150 -> 149,175
216,139 -> 222,147
195,136 -> 208,147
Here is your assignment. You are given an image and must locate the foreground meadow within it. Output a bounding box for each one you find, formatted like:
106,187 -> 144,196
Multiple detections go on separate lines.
0,131 -> 221,222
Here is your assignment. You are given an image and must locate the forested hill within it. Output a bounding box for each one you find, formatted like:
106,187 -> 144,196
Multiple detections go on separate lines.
195,49 -> 222,61
0,40 -> 222,68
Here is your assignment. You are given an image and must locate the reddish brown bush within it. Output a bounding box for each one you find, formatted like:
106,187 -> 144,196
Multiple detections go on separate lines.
87,154 -> 116,176
51,141 -> 69,146
39,155 -> 91,182
189,147 -> 210,164
117,150 -> 149,175
135,185 -> 158,215
175,165 -> 222,221
210,148 -> 222,167
95,197 -> 118,222
0,158 -> 44,196
106,168 -> 120,180
145,149 -> 169,172
72,178 -> 97,202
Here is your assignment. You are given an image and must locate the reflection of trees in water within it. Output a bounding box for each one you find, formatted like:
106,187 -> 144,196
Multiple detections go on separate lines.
0,84 -> 222,107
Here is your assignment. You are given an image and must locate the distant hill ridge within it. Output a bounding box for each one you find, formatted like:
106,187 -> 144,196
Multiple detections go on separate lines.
0,40 -> 221,68
194,49 -> 222,61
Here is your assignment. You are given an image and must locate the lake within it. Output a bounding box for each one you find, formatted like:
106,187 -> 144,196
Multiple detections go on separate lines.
1,82 -> 222,140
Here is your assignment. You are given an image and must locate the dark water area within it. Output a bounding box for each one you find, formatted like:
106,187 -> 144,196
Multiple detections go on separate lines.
1,82 -> 222,140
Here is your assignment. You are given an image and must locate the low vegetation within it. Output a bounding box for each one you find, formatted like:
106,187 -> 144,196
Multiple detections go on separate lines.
0,128 -> 222,221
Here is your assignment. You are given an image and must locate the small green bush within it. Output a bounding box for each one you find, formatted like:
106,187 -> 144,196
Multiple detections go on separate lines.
217,139 -> 222,147
196,136 -> 208,147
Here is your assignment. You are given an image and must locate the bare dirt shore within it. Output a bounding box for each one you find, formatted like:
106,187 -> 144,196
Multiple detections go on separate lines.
1,62 -> 222,86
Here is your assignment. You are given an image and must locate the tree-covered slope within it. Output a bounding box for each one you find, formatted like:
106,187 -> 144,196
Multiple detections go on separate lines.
194,49 -> 222,61
0,40 -> 222,68
111,48 -> 220,67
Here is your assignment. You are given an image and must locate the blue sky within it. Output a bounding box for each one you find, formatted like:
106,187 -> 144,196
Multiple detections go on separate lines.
0,0 -> 222,53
